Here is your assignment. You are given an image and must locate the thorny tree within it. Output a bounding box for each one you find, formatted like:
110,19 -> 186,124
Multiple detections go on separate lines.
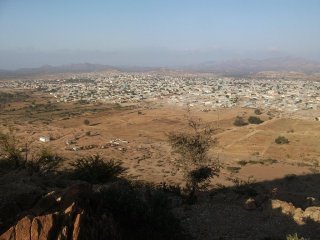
168,118 -> 220,201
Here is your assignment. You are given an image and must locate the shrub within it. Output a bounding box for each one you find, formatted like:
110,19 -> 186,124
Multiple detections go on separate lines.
26,148 -> 63,174
0,133 -> 25,171
98,181 -> 187,240
237,160 -> 248,166
0,133 -> 63,175
263,158 -> 278,165
226,166 -> 241,173
248,116 -> 263,124
83,119 -> 90,125
229,176 -> 257,197
233,116 -> 248,126
275,136 -> 289,144
69,154 -> 126,184
254,109 -> 262,115
188,166 -> 214,185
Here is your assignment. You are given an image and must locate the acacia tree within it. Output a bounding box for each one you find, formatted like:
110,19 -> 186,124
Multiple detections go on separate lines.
168,118 -> 220,201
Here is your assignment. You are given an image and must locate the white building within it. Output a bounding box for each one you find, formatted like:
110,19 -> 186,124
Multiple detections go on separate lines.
39,136 -> 50,142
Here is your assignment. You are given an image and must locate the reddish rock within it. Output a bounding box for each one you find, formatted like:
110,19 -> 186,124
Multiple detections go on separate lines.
34,214 -> 55,240
0,226 -> 15,240
0,184 -> 104,240
13,216 -> 31,240
72,211 -> 84,240
30,218 -> 40,240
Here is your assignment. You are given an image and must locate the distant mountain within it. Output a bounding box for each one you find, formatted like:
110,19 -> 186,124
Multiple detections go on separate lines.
187,57 -> 320,75
0,63 -> 117,78
1,57 -> 320,79
0,63 -> 171,79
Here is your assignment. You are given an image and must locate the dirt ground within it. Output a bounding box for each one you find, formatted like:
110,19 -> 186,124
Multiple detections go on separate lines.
0,90 -> 319,187
1,90 -> 320,239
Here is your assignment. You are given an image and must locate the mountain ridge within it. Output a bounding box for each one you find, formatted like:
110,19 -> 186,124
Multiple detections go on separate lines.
1,57 -> 320,78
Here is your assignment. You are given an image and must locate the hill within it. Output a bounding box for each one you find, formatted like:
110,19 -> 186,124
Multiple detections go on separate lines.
187,57 -> 320,75
0,63 -> 116,79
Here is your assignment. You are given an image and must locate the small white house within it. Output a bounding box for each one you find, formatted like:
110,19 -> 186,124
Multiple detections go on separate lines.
39,136 -> 50,142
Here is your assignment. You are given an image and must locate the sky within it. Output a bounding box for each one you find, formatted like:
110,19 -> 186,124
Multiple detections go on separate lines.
0,0 -> 320,69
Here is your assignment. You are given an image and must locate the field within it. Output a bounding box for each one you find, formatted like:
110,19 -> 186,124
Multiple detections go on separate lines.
1,89 -> 319,186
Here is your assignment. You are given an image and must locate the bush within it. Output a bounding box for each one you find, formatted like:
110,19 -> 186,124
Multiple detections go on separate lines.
226,166 -> 241,173
229,176 -> 257,197
234,116 -> 248,126
248,116 -> 263,124
26,148 -> 63,174
275,136 -> 289,144
98,181 -> 187,240
237,160 -> 248,166
254,109 -> 262,115
83,119 -> 90,125
0,133 -> 63,175
69,154 -> 126,184
188,166 -> 214,185
0,133 -> 25,171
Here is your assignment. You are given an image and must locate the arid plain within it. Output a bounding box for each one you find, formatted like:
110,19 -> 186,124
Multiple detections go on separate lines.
1,89 -> 319,186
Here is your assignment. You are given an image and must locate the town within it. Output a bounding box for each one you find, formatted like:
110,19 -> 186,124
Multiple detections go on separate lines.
1,71 -> 319,114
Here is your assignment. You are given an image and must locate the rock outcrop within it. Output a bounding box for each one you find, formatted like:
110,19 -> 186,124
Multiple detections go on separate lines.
0,183 -> 118,240
271,199 -> 320,225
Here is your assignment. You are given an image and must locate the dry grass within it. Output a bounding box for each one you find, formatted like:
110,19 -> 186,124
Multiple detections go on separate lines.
0,91 -> 319,185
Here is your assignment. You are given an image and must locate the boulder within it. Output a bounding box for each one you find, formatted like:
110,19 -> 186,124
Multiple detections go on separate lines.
303,206 -> 320,222
271,199 -> 296,215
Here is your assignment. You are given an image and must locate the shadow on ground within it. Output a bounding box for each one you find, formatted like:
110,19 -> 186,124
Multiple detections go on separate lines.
0,166 -> 320,239
174,173 -> 320,240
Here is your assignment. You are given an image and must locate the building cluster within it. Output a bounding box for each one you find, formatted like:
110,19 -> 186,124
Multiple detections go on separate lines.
1,72 -> 319,112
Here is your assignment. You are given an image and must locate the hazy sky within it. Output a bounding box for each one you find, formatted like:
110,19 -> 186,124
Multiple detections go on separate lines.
0,0 -> 320,69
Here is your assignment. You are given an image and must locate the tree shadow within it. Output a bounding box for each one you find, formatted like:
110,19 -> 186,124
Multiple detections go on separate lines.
1,166 -> 320,239
200,173 -> 320,239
